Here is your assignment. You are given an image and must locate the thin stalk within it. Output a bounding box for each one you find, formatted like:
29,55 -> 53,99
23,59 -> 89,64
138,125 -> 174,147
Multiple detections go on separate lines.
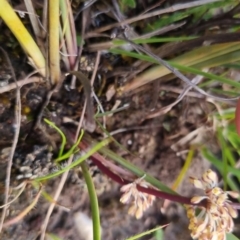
44,118 -> 66,158
81,162 -> 101,240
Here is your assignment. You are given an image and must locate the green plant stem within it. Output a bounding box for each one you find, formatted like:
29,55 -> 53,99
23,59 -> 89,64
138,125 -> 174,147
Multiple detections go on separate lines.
81,162 -> 101,240
44,118 -> 66,158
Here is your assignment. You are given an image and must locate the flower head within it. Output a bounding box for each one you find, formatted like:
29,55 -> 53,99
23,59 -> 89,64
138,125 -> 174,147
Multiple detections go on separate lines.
120,177 -> 155,219
187,169 -> 239,240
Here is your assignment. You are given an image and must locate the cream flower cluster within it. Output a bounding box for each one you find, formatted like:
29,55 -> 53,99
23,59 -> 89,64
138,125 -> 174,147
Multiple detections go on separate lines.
120,177 -> 156,219
187,169 -> 239,240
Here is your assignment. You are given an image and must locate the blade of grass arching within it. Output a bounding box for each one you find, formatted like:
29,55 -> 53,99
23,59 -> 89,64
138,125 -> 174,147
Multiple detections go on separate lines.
35,137 -> 112,181
49,0 -> 60,84
81,162 -> 101,240
0,0 -> 46,76
112,36 -> 197,45
55,130 -> 84,162
44,118 -> 66,158
112,41 -> 240,68
91,36 -> 196,52
172,147 -> 194,191
112,42 -> 240,93
111,48 -> 240,90
126,224 -> 169,240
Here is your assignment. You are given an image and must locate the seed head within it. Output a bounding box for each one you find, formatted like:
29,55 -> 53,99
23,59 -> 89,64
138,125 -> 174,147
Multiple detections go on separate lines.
120,177 -> 155,219
187,169 -> 239,240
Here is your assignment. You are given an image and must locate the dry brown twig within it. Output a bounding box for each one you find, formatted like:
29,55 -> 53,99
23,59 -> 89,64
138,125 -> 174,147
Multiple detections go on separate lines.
145,69 -> 208,120
0,71 -> 43,94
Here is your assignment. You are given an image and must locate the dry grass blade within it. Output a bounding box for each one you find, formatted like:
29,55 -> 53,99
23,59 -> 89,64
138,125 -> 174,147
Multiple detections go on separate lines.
145,70 -> 207,119
3,184 -> 42,228
117,38 -> 239,102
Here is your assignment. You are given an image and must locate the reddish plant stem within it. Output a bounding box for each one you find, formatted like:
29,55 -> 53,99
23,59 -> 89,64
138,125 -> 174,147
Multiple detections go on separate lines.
74,134 -> 240,210
137,185 -> 194,205
89,154 -> 205,207
90,155 -> 128,185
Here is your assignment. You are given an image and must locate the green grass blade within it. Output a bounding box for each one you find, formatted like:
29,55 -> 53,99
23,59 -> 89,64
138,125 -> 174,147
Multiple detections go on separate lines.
35,138 -> 112,181
126,224 -> 168,240
81,162 -> 101,240
55,130 -> 84,162
110,48 -> 240,89
218,129 -> 228,191
226,233 -> 240,240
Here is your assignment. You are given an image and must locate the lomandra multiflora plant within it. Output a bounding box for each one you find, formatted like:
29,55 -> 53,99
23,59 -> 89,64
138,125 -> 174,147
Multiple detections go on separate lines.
118,169 -> 239,240
78,140 -> 240,240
